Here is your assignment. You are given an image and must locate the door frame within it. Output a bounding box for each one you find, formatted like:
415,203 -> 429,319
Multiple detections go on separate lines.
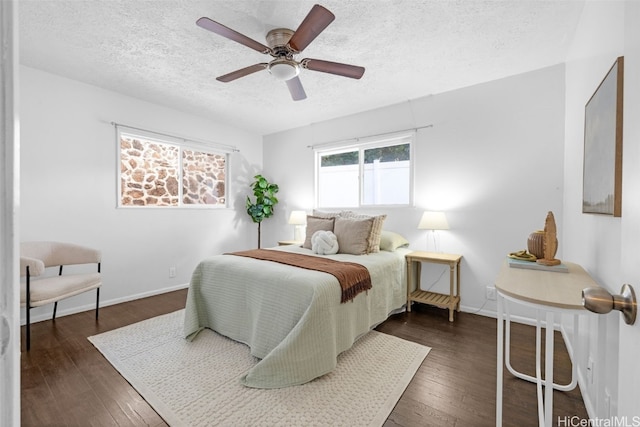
0,0 -> 20,425
618,0 -> 640,418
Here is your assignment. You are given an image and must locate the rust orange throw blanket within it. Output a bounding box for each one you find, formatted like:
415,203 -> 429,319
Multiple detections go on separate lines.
227,249 -> 372,303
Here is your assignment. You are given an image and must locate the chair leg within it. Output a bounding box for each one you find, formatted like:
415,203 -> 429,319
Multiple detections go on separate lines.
96,287 -> 100,320
52,301 -> 58,320
26,306 -> 30,351
26,267 -> 31,351
96,263 -> 101,320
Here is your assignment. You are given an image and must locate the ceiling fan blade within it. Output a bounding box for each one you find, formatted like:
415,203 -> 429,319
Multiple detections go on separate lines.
286,77 -> 307,101
301,59 -> 365,79
197,17 -> 271,54
288,5 -> 335,52
216,63 -> 268,83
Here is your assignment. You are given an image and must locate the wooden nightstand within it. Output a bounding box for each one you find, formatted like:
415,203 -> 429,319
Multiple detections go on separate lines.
406,251 -> 462,322
277,240 -> 303,246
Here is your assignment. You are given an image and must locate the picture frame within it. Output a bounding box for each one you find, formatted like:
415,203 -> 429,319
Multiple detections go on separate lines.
582,56 -> 624,217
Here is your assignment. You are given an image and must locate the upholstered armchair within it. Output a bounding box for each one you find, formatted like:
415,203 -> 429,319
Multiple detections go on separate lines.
20,242 -> 102,351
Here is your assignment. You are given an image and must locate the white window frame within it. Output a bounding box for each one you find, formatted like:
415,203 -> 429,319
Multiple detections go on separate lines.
116,128 -> 229,209
314,131 -> 415,209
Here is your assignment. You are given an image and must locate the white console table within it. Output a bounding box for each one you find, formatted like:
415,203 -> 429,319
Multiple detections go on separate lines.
495,259 -> 599,427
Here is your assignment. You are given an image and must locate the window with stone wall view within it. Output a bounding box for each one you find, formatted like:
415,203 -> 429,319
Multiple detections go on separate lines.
119,134 -> 227,207
182,149 -> 226,205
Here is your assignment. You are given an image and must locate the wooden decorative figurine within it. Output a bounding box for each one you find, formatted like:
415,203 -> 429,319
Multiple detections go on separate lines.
536,211 -> 561,266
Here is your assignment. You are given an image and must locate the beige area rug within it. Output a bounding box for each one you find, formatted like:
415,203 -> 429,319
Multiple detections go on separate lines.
88,310 -> 430,427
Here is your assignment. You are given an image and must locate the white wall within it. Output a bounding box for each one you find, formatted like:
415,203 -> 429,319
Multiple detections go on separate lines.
20,66 -> 263,322
262,64 -> 566,319
563,0 -> 640,419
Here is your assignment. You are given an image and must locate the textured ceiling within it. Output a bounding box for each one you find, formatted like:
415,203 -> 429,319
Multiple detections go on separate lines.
19,0 -> 584,135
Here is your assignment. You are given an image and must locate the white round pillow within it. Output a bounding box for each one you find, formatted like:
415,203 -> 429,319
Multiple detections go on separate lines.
311,230 -> 339,255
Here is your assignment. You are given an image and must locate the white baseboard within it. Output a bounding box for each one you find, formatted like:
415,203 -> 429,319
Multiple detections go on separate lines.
461,304 -> 542,327
20,282 -> 190,325
560,323 -> 595,420
576,368 -> 595,419
461,304 -> 566,329
460,304 -> 497,319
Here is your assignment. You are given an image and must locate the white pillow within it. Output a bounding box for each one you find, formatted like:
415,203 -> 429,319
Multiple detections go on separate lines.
311,230 -> 339,255
379,230 -> 410,251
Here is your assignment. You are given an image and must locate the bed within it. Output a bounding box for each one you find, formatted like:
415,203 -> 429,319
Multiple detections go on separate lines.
183,240 -> 411,389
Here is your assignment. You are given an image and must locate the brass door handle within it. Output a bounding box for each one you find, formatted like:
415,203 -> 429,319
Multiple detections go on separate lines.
582,284 -> 637,325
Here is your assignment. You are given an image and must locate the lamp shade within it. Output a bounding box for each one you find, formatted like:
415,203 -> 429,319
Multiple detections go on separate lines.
418,211 -> 449,230
288,210 -> 307,225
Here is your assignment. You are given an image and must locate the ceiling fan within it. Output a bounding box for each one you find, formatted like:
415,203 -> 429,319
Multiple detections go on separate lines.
196,4 -> 365,101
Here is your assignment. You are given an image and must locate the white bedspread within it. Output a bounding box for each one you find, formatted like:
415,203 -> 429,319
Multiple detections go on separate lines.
184,244 -> 410,388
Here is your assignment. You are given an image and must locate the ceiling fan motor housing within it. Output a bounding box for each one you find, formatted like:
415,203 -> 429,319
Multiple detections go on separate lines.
266,28 -> 295,51
266,28 -> 299,80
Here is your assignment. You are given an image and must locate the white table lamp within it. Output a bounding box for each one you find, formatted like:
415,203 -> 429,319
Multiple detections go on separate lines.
288,210 -> 307,242
418,211 -> 449,252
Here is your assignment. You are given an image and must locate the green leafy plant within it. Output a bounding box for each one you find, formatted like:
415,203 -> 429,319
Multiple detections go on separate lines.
246,174 -> 279,248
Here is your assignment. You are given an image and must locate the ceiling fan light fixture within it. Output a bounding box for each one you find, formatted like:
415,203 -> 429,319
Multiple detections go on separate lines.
268,59 -> 300,81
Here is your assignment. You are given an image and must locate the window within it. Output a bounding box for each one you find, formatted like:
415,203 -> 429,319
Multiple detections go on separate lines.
315,132 -> 413,208
119,132 -> 227,208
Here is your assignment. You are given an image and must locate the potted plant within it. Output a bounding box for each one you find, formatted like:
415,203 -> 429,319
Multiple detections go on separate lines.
246,174 -> 279,248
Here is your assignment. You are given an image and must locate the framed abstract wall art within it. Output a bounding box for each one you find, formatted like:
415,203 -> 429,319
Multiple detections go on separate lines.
582,56 -> 624,217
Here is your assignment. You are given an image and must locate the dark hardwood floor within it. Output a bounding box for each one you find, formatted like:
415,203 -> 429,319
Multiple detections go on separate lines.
20,290 -> 588,426
378,304 -> 588,426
